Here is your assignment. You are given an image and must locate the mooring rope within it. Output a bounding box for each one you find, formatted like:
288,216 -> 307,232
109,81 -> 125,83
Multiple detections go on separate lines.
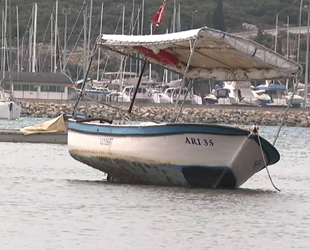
256,129 -> 281,192
255,78 -> 300,192
273,78 -> 300,146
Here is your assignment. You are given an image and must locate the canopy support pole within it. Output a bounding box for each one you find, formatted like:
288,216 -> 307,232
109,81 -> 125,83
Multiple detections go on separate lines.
128,60 -> 147,113
171,37 -> 198,123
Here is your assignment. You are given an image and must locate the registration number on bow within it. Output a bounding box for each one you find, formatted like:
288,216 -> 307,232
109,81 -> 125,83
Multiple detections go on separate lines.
99,137 -> 114,146
185,137 -> 214,146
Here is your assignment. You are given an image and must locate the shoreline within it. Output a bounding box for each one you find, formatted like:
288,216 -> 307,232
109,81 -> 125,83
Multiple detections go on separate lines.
20,101 -> 310,127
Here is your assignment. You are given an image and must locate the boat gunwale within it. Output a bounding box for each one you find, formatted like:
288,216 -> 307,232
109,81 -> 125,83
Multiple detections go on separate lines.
68,120 -> 251,137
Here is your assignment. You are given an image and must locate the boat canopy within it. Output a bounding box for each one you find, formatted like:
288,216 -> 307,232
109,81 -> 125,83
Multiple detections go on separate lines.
96,27 -> 302,81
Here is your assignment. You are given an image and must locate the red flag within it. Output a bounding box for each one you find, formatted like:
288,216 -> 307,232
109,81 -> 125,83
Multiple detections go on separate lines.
152,0 -> 167,25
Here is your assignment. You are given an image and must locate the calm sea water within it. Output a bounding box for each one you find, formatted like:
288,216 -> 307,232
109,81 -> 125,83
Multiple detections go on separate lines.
0,118 -> 309,250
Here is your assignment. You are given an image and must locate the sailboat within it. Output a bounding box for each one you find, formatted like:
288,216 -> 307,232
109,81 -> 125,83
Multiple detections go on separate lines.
0,88 -> 21,119
67,26 -> 301,189
0,0 -> 21,119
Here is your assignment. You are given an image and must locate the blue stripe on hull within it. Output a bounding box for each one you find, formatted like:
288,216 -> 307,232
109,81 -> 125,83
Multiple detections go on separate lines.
69,121 -> 250,137
70,154 -> 237,189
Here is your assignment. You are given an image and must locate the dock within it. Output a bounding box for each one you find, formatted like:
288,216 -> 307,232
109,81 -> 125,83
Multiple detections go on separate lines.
0,129 -> 67,144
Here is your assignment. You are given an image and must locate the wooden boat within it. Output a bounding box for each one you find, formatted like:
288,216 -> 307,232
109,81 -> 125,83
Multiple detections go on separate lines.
68,27 -> 302,188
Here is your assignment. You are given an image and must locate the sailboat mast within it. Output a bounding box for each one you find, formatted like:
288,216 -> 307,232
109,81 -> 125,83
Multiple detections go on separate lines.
50,13 -> 53,73
87,0 -> 93,62
172,0 -> 176,32
141,0 -> 144,35
8,0 -> 13,98
285,16 -> 290,90
130,0 -> 135,34
63,8 -> 71,74
119,5 -> 125,86
3,0 -> 7,75
97,3 -> 104,81
129,0 -> 135,77
16,6 -> 20,72
149,23 -> 152,80
305,3 -> 310,106
139,0 -> 144,74
177,3 -> 181,32
83,5 -> 87,78
274,13 -> 278,53
136,6 -> 140,75
28,6 -> 33,72
1,10 -> 4,74
54,0 -> 58,73
286,16 -> 289,59
297,0 -> 303,63
32,2 -> 37,73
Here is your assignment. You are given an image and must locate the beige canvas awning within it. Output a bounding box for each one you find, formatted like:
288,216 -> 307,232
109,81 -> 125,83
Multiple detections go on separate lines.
96,27 -> 302,81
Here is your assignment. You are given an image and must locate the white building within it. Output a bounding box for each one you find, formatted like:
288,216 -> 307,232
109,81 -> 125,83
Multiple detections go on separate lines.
1,72 -> 73,101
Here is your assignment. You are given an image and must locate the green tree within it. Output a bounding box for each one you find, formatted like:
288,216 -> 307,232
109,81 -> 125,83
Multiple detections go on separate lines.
212,0 -> 226,31
254,29 -> 265,44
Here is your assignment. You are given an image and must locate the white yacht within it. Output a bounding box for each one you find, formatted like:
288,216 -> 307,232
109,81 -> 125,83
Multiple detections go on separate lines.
208,81 -> 260,106
112,85 -> 160,103
0,90 -> 21,120
161,87 -> 202,105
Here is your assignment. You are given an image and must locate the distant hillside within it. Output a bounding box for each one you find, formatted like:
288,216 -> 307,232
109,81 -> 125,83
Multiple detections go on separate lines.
7,0 -> 304,44
1,0 -> 307,80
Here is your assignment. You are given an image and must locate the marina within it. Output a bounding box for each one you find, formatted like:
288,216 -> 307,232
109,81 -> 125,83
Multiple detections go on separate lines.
0,0 -> 310,249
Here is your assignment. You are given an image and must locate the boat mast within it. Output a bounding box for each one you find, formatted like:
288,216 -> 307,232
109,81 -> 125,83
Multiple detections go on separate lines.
50,12 -> 53,72
149,23 -> 152,80
3,0 -> 8,78
305,2 -> 310,106
32,2 -> 37,73
177,3 -> 181,32
129,0 -> 135,78
141,0 -> 144,35
97,3 -> 104,81
62,8 -> 71,74
54,0 -> 58,73
1,10 -> 4,75
139,0 -> 144,74
8,0 -> 13,98
83,4 -> 87,78
87,0 -> 93,62
136,6 -> 140,75
118,4 -> 125,87
286,16 -> 289,90
274,13 -> 278,53
172,0 -> 176,32
28,6 -> 33,72
16,6 -> 20,72
297,0 -> 303,63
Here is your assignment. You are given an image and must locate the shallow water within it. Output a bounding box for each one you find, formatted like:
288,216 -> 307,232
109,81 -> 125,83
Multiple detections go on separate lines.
0,120 -> 309,250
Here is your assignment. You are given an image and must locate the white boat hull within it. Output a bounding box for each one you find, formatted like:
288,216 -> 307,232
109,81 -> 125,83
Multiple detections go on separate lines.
0,101 -> 21,120
68,121 -> 279,188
